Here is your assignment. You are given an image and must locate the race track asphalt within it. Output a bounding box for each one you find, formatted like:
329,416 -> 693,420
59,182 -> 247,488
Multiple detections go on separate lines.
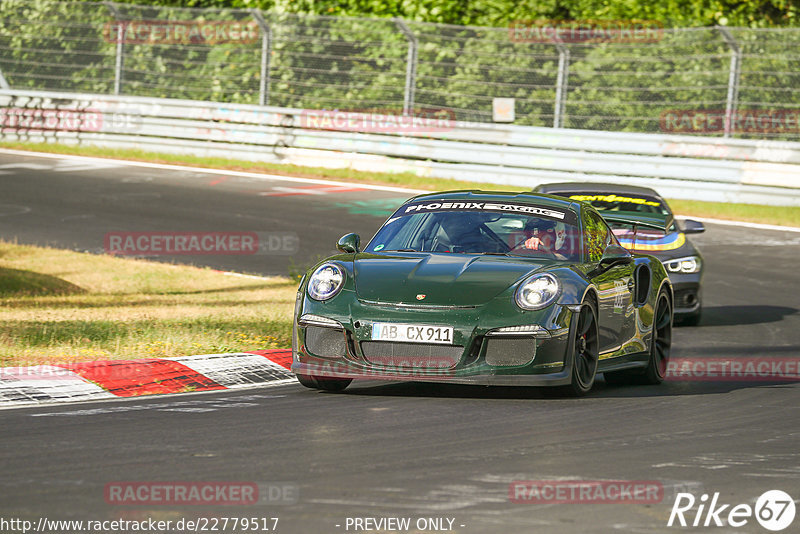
1,151 -> 798,533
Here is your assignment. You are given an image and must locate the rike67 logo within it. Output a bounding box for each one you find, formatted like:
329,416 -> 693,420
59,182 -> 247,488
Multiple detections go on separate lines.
668,490 -> 795,531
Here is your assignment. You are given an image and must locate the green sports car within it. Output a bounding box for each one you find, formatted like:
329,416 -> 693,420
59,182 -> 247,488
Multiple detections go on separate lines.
292,191 -> 674,396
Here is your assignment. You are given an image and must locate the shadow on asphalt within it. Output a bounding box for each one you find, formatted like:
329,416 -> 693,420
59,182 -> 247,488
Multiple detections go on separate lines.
695,305 -> 798,326
323,378 -> 798,400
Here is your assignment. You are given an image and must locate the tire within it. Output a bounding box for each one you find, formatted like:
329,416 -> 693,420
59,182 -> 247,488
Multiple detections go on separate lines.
562,298 -> 599,397
640,289 -> 672,384
296,373 -> 352,392
604,288 -> 672,386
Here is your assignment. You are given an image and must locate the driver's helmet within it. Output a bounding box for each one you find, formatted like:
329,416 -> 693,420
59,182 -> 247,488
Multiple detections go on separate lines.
436,212 -> 480,238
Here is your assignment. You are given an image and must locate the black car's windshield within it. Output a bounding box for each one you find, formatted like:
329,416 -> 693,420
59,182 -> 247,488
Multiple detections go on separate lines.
564,192 -> 670,216
366,202 -> 582,261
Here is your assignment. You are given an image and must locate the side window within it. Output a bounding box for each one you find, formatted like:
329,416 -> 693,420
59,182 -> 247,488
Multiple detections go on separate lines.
583,210 -> 611,263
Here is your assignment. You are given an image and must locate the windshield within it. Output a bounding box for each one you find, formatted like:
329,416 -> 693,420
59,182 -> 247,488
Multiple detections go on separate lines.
366,202 -> 582,261
565,193 -> 670,216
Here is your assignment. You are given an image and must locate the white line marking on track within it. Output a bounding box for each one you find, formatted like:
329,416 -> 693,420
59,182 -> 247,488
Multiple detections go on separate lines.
0,148 -> 424,194
52,161 -> 122,172
0,162 -> 51,170
259,184 -> 367,196
1,148 -> 797,232
0,204 -> 31,217
29,393 -> 288,417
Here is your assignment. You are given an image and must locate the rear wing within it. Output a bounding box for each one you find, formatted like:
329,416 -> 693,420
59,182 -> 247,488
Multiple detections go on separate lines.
600,213 -> 684,253
598,211 -> 673,233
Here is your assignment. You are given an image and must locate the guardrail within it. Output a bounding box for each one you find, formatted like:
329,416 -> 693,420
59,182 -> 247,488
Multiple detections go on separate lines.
1,89 -> 799,206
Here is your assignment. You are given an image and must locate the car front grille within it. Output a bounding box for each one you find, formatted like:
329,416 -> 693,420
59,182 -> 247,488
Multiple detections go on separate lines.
483,337 -> 536,367
673,288 -> 699,309
305,326 -> 346,358
360,341 -> 463,369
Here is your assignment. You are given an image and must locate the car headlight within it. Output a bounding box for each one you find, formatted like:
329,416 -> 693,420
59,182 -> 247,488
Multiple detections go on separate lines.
515,273 -> 561,310
307,263 -> 345,301
664,256 -> 702,274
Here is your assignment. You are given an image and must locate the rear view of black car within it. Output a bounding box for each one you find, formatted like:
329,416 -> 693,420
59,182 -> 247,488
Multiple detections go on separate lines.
533,183 -> 704,325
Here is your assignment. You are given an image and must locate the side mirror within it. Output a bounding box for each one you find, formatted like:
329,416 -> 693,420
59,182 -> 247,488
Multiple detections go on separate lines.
337,233 -> 360,253
599,244 -> 633,267
681,219 -> 705,235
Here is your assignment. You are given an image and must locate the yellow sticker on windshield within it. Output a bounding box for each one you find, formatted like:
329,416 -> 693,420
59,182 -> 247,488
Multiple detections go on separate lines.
569,194 -> 661,207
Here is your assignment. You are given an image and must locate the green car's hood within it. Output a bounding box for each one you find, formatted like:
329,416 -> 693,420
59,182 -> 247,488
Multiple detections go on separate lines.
353,253 -> 550,306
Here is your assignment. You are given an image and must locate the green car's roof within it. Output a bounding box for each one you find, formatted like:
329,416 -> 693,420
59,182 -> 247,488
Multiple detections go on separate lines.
407,190 -> 579,211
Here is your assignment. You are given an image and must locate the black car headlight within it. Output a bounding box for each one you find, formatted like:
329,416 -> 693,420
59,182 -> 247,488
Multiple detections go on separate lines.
307,263 -> 345,301
515,273 -> 561,310
664,256 -> 702,274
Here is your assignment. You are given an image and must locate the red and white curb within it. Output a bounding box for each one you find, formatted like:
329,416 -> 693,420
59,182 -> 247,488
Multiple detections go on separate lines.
0,349 -> 295,408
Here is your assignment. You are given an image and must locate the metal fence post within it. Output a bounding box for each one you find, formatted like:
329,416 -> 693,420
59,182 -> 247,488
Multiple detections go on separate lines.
104,2 -> 124,95
0,67 -> 10,90
394,18 -> 418,116
718,26 -> 741,138
553,39 -> 570,128
251,10 -> 272,107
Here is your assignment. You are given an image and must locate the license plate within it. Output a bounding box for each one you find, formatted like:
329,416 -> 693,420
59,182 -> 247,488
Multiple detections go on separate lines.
371,323 -> 454,345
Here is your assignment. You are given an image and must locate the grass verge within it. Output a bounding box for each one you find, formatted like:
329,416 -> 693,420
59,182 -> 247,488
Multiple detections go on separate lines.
3,141 -> 798,228
0,240 -> 295,367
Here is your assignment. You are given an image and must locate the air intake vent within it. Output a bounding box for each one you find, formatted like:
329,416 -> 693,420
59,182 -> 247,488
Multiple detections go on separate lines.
483,338 -> 536,367
360,342 -> 463,369
635,265 -> 650,305
305,326 -> 346,358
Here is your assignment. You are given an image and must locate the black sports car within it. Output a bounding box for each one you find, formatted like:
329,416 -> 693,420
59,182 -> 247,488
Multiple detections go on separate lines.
533,183 -> 704,325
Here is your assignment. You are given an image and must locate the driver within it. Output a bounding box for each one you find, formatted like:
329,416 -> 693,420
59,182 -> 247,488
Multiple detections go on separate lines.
521,219 -> 569,259
436,213 -> 496,253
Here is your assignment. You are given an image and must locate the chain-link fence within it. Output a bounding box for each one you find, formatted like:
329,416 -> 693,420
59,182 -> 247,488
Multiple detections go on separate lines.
2,0 -> 799,140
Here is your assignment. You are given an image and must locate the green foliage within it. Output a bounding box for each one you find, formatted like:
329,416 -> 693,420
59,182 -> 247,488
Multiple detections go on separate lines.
1,1 -> 799,140
85,0 -> 799,28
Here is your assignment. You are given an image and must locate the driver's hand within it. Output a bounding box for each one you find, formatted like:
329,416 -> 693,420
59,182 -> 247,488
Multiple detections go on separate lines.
523,236 -> 543,250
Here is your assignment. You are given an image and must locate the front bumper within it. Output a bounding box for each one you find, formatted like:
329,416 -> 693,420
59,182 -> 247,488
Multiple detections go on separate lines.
667,273 -> 702,315
292,297 -> 579,387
